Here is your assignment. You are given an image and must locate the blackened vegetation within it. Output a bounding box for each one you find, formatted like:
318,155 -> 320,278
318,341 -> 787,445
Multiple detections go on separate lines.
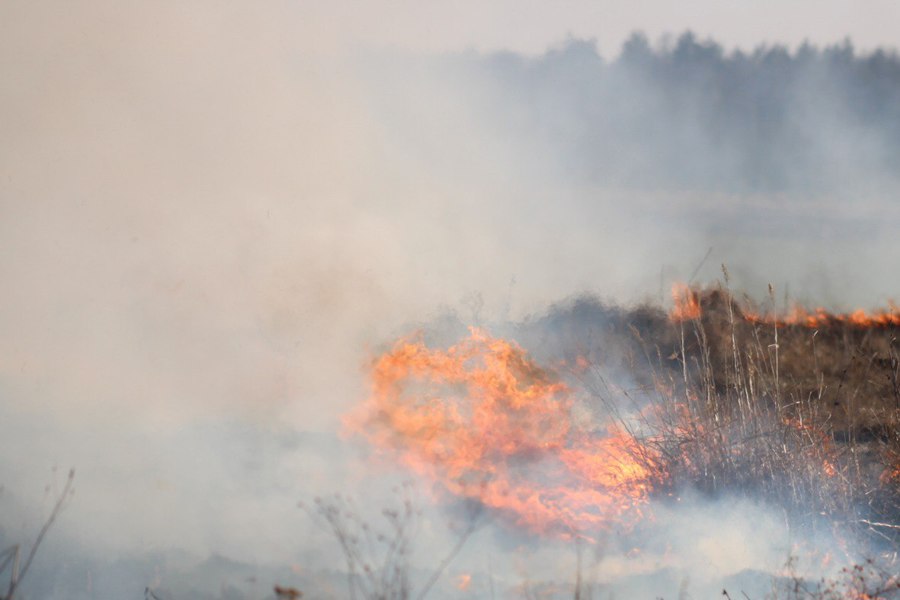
466,32 -> 900,193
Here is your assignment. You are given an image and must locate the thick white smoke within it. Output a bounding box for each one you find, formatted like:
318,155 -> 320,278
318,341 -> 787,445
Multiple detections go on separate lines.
2,1 -> 900,598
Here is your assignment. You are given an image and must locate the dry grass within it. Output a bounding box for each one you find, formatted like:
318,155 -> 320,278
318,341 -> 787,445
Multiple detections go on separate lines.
551,281 -> 900,599
303,486 -> 481,600
576,280 -> 900,553
318,281 -> 900,598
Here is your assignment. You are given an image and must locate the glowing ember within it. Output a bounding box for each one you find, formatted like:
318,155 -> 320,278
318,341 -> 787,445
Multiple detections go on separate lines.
345,328 -> 654,537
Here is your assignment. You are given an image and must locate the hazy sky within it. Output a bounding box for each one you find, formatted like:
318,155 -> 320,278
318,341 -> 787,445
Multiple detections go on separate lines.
301,0 -> 900,56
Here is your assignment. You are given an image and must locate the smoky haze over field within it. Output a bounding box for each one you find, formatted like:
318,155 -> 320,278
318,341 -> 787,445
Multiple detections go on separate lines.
437,32 -> 900,194
2,1 -> 900,597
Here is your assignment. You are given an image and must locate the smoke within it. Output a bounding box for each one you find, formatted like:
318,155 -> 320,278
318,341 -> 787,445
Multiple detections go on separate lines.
358,34 -> 900,305
0,0 -> 419,583
452,33 -> 900,195
2,0 -> 900,597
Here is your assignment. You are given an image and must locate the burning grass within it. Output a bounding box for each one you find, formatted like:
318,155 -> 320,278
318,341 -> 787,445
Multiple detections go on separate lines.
657,280 -> 900,532
340,279 -> 900,598
344,328 -> 655,538
623,283 -> 900,552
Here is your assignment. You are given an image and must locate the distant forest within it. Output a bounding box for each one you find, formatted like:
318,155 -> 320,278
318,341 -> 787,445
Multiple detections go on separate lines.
454,32 -> 900,194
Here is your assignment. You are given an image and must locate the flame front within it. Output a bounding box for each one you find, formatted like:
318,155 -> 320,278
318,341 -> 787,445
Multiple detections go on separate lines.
345,328 -> 654,537
744,304 -> 900,328
668,282 -> 899,328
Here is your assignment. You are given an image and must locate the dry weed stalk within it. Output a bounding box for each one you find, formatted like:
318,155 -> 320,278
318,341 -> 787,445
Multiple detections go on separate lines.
305,484 -> 480,600
1,469 -> 75,600
580,279 -> 900,552
748,555 -> 900,600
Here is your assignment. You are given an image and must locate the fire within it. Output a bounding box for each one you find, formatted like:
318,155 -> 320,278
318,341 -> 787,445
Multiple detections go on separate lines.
781,417 -> 839,478
669,282 -> 899,329
670,283 -> 701,321
745,304 -> 900,329
345,328 -> 655,537
456,574 -> 472,591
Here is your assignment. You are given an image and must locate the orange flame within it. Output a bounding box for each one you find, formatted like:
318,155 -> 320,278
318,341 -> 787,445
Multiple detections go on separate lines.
456,574 -> 472,591
782,416 -> 839,478
670,283 -> 701,321
669,282 -> 899,329
745,303 -> 900,329
345,328 -> 654,537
